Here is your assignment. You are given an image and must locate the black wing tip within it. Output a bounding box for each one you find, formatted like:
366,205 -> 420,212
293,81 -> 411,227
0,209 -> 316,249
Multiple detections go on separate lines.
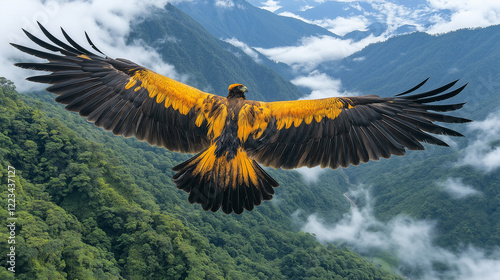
13,62 -> 33,69
85,31 -> 106,55
37,21 -> 50,34
15,21 -> 104,60
21,28 -> 31,36
10,42 -> 22,49
395,77 -> 430,96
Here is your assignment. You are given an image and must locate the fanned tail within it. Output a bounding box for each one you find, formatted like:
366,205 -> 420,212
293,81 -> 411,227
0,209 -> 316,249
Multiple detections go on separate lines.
172,145 -> 278,214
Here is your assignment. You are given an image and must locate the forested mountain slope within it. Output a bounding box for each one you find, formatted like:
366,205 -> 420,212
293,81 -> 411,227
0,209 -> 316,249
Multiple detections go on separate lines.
0,78 -> 401,278
0,3 -> 400,279
4,1 -> 500,278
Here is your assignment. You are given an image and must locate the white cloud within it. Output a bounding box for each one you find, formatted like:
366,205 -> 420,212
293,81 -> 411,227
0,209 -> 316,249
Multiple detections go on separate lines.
256,0 -> 500,72
223,37 -> 262,63
277,11 -> 312,23
291,70 -> 357,99
300,5 -> 314,12
255,34 -> 381,70
427,0 -> 500,34
315,16 -> 370,36
215,0 -> 235,9
370,1 -> 427,33
296,166 -> 326,183
1,0 -> 189,92
260,0 -> 282,13
277,10 -> 369,37
459,111 -> 500,172
301,186 -> 500,280
437,177 -> 481,199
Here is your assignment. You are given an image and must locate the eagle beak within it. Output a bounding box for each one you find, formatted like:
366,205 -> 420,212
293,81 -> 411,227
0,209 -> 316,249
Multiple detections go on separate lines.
243,86 -> 248,92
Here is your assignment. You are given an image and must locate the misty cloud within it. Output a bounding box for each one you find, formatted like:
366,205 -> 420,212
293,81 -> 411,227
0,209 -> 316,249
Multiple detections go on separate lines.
278,1 -> 427,36
370,1 -> 427,33
259,0 -> 282,13
301,186 -> 500,280
277,0 -> 500,36
255,0 -> 500,72
437,177 -> 481,199
215,0 -> 235,9
295,166 -> 326,183
459,111 -> 500,172
292,70 -> 358,99
316,16 -> 370,36
224,37 -> 262,63
427,0 -> 500,34
255,34 -> 380,70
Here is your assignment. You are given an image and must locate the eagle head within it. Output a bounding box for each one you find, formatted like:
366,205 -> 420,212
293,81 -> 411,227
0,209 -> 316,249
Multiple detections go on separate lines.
228,84 -> 248,99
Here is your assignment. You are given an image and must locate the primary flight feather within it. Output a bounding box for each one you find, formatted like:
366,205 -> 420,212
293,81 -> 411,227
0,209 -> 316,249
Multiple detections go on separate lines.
12,24 -> 471,214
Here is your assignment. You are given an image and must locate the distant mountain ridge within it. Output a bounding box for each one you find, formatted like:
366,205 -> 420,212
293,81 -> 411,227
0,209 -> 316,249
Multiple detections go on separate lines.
129,3 -> 303,101
246,0 -> 451,40
333,25 -> 500,119
176,0 -> 337,48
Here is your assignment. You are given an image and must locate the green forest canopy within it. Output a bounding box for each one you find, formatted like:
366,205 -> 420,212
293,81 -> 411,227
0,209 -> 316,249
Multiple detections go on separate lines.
0,78 -> 401,279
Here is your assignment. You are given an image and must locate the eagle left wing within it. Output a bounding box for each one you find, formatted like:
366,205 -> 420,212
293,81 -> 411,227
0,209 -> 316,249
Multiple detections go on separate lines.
12,23 -> 228,153
243,79 -> 471,169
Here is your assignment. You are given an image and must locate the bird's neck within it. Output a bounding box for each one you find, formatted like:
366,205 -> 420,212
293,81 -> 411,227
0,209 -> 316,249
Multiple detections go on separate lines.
228,93 -> 246,99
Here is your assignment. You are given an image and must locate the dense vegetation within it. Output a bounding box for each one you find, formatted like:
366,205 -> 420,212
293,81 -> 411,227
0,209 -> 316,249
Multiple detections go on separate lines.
3,2 -> 500,278
0,79 -> 401,279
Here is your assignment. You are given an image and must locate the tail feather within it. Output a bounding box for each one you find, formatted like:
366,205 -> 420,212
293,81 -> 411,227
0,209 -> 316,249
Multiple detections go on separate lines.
173,145 -> 278,214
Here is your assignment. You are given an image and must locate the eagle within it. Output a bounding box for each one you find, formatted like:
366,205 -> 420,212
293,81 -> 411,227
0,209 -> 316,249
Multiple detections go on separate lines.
12,24 -> 471,214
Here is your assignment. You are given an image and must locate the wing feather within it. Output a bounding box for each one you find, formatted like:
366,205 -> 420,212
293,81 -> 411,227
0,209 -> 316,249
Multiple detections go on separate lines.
13,24 -> 227,153
243,79 -> 471,170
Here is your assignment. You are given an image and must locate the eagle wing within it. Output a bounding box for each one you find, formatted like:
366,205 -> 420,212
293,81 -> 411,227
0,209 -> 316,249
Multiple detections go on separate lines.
243,79 -> 471,169
12,23 -> 227,153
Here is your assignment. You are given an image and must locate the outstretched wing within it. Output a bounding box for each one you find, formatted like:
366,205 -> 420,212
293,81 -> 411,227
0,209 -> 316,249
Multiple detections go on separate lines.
243,79 -> 471,169
12,23 -> 227,153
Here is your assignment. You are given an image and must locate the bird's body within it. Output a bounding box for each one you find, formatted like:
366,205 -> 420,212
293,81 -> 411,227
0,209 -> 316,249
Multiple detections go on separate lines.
13,24 -> 471,214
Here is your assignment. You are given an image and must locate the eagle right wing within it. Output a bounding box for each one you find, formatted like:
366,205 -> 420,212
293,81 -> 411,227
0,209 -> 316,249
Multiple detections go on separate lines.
12,23 -> 228,153
242,79 -> 471,169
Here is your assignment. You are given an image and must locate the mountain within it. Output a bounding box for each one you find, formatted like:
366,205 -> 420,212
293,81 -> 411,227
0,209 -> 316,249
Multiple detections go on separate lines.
5,1 -> 500,279
175,0 -> 337,48
0,79 -> 401,279
0,3 -> 404,279
129,4 -> 500,279
246,0 -> 452,40
332,25 -> 500,120
128,3 -> 303,102
327,25 -> 500,250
